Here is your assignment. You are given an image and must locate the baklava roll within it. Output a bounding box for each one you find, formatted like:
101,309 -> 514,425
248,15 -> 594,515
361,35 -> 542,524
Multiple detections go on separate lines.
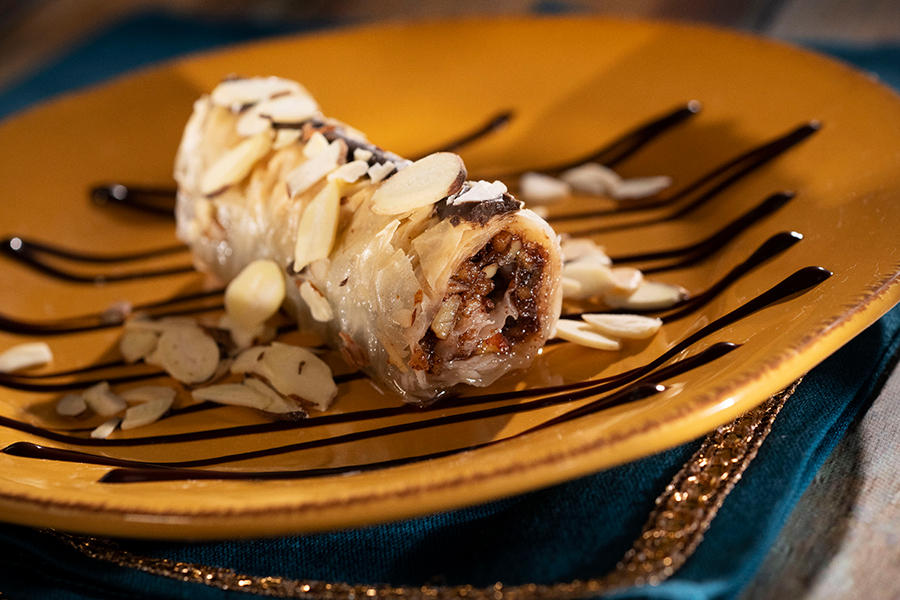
174,77 -> 562,401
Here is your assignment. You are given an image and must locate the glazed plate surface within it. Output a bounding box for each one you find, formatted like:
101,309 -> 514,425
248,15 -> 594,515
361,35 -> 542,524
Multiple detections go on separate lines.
1,17 -> 899,539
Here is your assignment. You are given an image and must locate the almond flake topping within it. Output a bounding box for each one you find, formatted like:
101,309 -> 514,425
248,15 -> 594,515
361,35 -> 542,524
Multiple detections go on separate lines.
0,342 -> 52,373
370,152 -> 466,215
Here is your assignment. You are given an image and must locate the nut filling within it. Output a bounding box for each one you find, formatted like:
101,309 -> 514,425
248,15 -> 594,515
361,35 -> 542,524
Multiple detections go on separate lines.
411,231 -> 547,374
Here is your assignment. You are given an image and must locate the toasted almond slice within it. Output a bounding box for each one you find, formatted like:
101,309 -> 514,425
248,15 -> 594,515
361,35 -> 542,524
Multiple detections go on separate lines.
155,325 -> 221,384
91,417 -> 121,440
231,342 -> 338,411
582,313 -> 663,340
119,328 -> 159,363
119,385 -> 177,404
56,394 -> 87,417
327,159 -> 369,184
561,262 -> 616,299
553,319 -> 621,351
0,342 -> 52,373
286,138 -> 346,198
561,276 -> 583,298
610,175 -> 672,200
302,131 -> 329,158
353,148 -> 374,162
609,267 -> 643,295
606,280 -> 689,311
273,128 -> 302,150
83,381 -> 126,417
450,180 -> 507,204
560,237 -> 611,266
242,378 -> 305,415
210,76 -> 305,109
367,161 -> 396,184
293,181 -> 341,272
370,152 -> 466,215
519,171 -> 571,202
430,294 -> 462,340
225,259 -> 286,329
192,382 -> 287,413
259,94 -> 319,124
200,131 -> 273,196
560,163 -> 621,196
121,396 -> 174,430
299,280 -> 334,322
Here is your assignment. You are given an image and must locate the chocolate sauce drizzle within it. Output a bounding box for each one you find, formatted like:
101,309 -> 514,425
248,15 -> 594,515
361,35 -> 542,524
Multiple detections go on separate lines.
0,102 -> 831,487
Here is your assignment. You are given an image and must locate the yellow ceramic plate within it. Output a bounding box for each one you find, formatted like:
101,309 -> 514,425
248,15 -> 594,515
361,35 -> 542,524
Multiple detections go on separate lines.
1,17 -> 899,540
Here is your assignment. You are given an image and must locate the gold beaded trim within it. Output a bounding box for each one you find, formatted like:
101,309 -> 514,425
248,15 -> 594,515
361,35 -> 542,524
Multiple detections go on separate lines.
50,382 -> 796,599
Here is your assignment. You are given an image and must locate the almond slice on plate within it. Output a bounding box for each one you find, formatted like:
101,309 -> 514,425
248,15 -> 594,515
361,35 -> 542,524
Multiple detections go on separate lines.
581,313 -> 663,340
82,381 -> 127,416
606,280 -> 689,311
370,152 -> 466,215
0,341 -> 52,373
56,394 -> 87,417
518,171 -> 571,202
192,382 -> 296,415
121,396 -> 175,430
553,319 -> 621,350
153,325 -> 221,385
560,163 -> 621,196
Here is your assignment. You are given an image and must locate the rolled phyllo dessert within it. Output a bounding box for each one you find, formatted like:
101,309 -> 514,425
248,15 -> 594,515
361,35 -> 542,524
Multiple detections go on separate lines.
174,76 -> 562,402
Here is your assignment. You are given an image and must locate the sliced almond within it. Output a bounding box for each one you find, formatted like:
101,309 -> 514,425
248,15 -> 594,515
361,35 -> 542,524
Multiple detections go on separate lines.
119,385 -> 177,404
327,159 -> 369,184
299,280 -> 334,322
553,319 -> 621,350
121,396 -> 174,430
293,180 -> 341,272
367,161 -> 396,184
561,276 -> 583,299
119,328 -> 159,363
302,131 -> 330,158
243,378 -> 305,415
560,237 -> 611,266
0,342 -> 52,373
83,381 -> 126,417
56,394 -> 87,417
231,342 -> 338,411
561,261 -> 616,300
560,162 -> 621,196
581,313 -> 663,340
609,267 -> 643,295
430,294 -> 462,340
91,417 -> 121,440
518,171 -> 571,202
286,138 -> 346,198
258,93 -> 319,125
610,175 -> 672,199
273,128 -> 302,150
200,131 -> 273,196
606,280 -> 688,311
353,148 -> 374,162
154,325 -> 221,384
370,152 -> 466,215
449,180 -> 507,204
192,382 -> 290,414
210,76 -> 305,109
224,259 -> 286,329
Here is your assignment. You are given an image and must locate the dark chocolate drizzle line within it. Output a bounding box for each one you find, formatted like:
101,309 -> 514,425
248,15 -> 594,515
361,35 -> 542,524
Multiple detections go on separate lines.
91,183 -> 177,216
551,122 -> 820,233
0,289 -> 224,336
607,191 -> 795,269
413,110 -> 515,158
0,236 -> 194,284
537,101 -> 701,174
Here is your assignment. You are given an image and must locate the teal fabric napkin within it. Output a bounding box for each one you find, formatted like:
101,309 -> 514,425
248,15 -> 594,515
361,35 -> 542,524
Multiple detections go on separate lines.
1,12 -> 899,600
